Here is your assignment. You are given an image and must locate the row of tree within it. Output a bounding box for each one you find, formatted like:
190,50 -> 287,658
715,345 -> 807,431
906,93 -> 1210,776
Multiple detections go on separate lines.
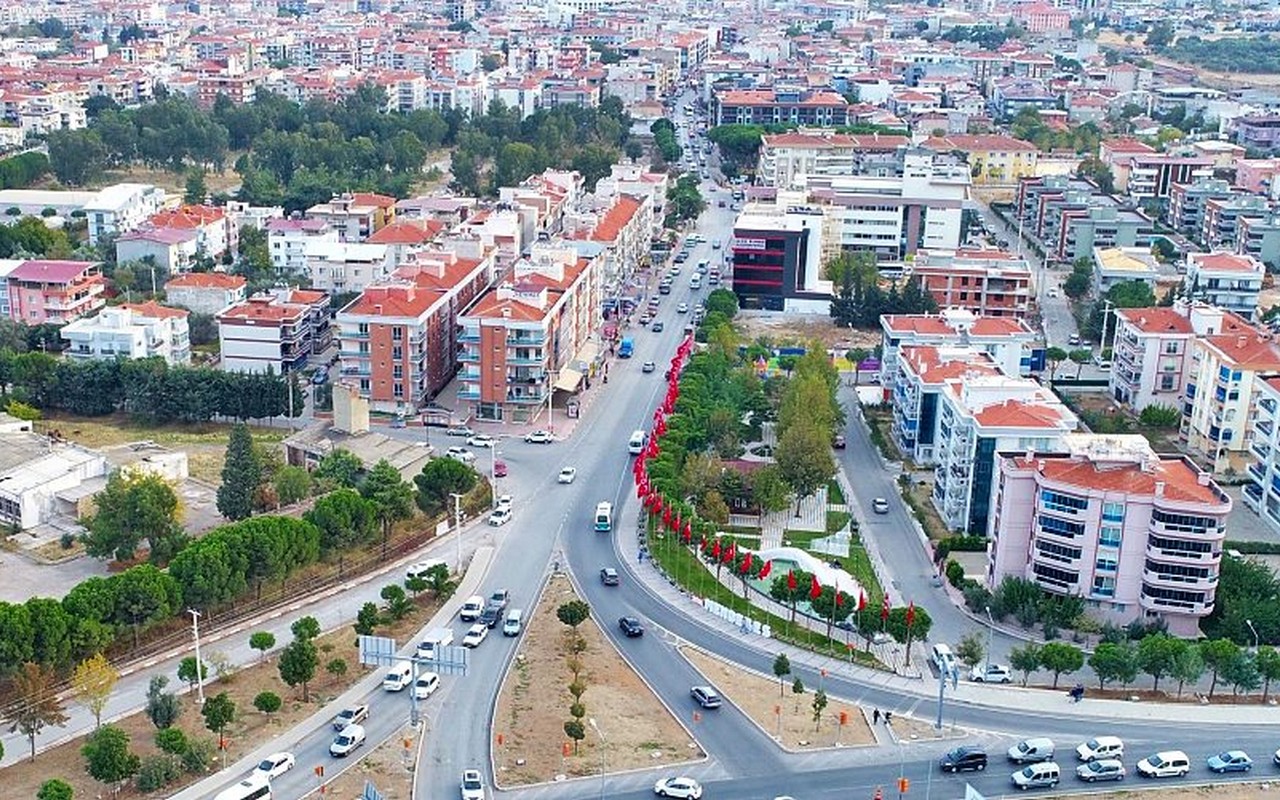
0,151 -> 49,190
828,251 -> 937,330
0,351 -> 304,421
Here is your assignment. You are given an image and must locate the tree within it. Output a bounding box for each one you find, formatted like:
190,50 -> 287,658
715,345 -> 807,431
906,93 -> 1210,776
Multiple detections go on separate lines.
37,778 -> 74,800
1222,649 -> 1261,697
47,129 -> 108,186
1200,638 -> 1240,699
772,653 -> 791,696
184,169 -> 208,205
249,631 -> 276,662
278,637 -> 318,701
144,676 -> 180,730
405,574 -> 428,598
274,465 -> 312,506
312,449 -> 363,488
82,725 -> 139,791
380,584 -> 412,620
1068,348 -> 1092,379
954,632 -> 985,668
85,471 -> 183,564
177,657 -> 207,693
217,424 -> 260,520
1062,271 -> 1090,300
72,653 -> 119,728
360,458 -> 415,556
563,719 -> 585,754
776,420 -> 835,515
305,488 -> 377,554
1044,346 -> 1068,380
1171,645 -> 1204,699
1076,156 -> 1115,194
425,563 -> 457,600
811,688 -> 828,731
750,465 -> 792,515
154,727 -> 187,755
704,289 -> 740,320
1256,646 -> 1280,704
253,690 -> 282,716
1038,642 -> 1084,689
201,692 -> 235,749
414,457 -> 478,515
557,599 -> 591,630
1009,643 -> 1042,687
291,615 -> 321,641
354,602 -> 380,636
1136,633 -> 1183,692
1088,641 -> 1138,690
10,662 -> 68,760
326,658 -> 348,680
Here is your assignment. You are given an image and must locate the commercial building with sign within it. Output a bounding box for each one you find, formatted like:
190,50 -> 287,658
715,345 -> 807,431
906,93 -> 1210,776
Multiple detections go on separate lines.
728,204 -> 827,312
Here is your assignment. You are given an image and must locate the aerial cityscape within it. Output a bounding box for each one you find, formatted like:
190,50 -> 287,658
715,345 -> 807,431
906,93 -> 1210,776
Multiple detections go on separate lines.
0,0 -> 1279,797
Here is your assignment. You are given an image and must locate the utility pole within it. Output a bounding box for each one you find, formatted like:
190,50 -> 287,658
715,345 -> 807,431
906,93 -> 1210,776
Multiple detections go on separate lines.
188,609 -> 205,706
985,606 -> 995,675
935,663 -> 957,730
489,446 -> 502,509
589,718 -> 606,800
450,492 -> 464,571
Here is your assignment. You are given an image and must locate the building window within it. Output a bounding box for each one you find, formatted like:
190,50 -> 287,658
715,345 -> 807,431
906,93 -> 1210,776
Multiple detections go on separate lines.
1041,489 -> 1088,514
359,379 -> 370,392
1102,502 -> 1124,523
1095,556 -> 1118,572
1092,576 -> 1116,597
393,382 -> 404,398
1099,526 -> 1122,547
393,365 -> 403,379
392,326 -> 403,341
392,346 -> 403,360
358,323 -> 369,335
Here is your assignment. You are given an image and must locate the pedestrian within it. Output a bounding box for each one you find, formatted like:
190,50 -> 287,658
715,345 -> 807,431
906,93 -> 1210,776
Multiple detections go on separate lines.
884,711 -> 892,724
872,708 -> 880,724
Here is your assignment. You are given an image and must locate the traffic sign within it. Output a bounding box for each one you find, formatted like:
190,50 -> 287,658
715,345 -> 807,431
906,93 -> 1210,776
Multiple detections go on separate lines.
358,635 -> 397,666
362,780 -> 384,800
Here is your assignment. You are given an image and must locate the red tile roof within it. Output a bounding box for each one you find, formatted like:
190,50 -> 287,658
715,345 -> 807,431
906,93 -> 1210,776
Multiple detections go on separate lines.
166,272 -> 246,290
1189,252 -> 1263,273
121,301 -> 189,319
217,298 -> 305,323
923,134 -> 1039,153
345,284 -> 442,318
149,204 -> 225,228
592,195 -> 642,242
1116,307 -> 1193,335
366,218 -> 445,245
1203,332 -> 1280,371
1013,454 -> 1225,506
973,399 -> 1070,429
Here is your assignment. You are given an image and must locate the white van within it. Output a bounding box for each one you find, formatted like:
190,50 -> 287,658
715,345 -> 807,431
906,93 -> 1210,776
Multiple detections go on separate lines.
628,430 -> 647,455
1011,761 -> 1060,790
382,660 -> 413,692
690,274 -> 702,290
1076,736 -> 1123,762
1008,737 -> 1055,764
460,595 -> 485,621
503,609 -> 524,636
1136,750 -> 1190,778
412,671 -> 440,700
594,502 -> 613,532
415,627 -> 454,660
931,643 -> 958,676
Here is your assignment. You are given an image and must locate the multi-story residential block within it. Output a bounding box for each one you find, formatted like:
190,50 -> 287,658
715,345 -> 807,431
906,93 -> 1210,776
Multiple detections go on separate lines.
1092,246 -> 1159,295
1244,377 -> 1280,531
1235,159 -> 1280,202
61,302 -> 191,365
583,193 -> 652,299
164,272 -> 248,316
6,260 -> 106,324
267,217 -> 338,277
593,164 -> 668,236
0,259 -> 19,319
1106,303 -> 1239,414
987,434 -> 1229,637
931,375 -> 1078,534
115,228 -> 200,274
364,219 -> 446,268
1056,206 -> 1154,262
713,87 -> 849,127
335,249 -> 492,413
142,204 -> 232,261
989,78 -> 1057,121
1232,115 -> 1280,153
1239,214 -> 1280,270
755,130 -> 910,187
879,309 -> 1041,391
891,345 -> 1003,464
305,241 -> 394,294
1184,252 -> 1265,320
217,293 -> 317,374
1202,194 -> 1271,249
1103,145 -> 1215,201
909,249 -> 1033,319
1166,178 -> 1236,241
728,203 -> 827,313
306,192 -> 396,242
82,183 -> 167,246
1182,318 -> 1280,474
921,134 -> 1039,186
456,244 -> 602,423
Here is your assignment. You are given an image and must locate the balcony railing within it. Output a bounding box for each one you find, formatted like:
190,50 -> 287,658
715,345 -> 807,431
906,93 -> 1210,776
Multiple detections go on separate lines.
1142,567 -> 1217,590
1139,588 -> 1208,614
1145,541 -> 1219,563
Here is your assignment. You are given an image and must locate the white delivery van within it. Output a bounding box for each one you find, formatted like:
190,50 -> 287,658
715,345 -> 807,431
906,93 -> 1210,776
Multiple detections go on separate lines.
460,595 -> 485,621
1008,738 -> 1055,764
628,430 -> 647,455
595,502 -> 613,532
382,660 -> 413,692
503,609 -> 524,636
1011,761 -> 1060,790
415,627 -> 454,661
412,671 -> 440,700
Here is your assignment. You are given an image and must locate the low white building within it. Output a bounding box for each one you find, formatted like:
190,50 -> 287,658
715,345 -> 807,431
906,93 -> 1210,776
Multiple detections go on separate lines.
164,272 -> 248,316
82,183 -> 167,246
1092,246 -> 1160,295
267,217 -> 337,277
0,429 -> 108,531
1184,251 -> 1265,320
305,240 -> 393,293
61,302 -> 191,365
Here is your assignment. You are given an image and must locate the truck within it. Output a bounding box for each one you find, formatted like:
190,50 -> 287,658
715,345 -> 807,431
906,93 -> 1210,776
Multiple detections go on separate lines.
618,337 -> 634,358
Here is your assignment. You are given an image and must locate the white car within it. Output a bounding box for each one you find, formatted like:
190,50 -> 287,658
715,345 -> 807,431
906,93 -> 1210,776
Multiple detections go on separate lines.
969,663 -> 1012,683
445,446 -> 476,464
467,434 -> 496,448
677,302 -> 689,313
524,430 -> 554,444
252,751 -> 296,779
654,776 -> 703,798
495,494 -> 513,510
488,507 -> 512,526
558,467 -> 577,484
462,623 -> 489,648
460,768 -> 486,800
412,671 -> 441,700
329,724 -> 365,757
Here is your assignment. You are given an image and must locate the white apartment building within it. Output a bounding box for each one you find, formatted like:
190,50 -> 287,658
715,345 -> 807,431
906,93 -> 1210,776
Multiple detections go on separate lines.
267,217 -> 338,277
1182,319 -> 1280,474
305,240 -> 394,294
1109,301 -> 1239,414
217,294 -> 311,374
931,375 -> 1078,534
0,259 -> 20,319
61,302 -> 191,365
1244,377 -> 1280,532
1092,246 -> 1160,295
879,309 -> 1040,391
82,183 -> 167,246
891,345 -> 1003,465
164,272 -> 248,316
756,130 -> 909,187
1184,251 -> 1265,321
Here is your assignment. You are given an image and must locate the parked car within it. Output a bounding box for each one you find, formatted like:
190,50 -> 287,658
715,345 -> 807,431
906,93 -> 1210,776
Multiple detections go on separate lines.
1076,736 -> 1124,762
652,321 -> 665,332
1208,750 -> 1252,773
488,507 -> 512,526
833,434 -> 846,449
1136,750 -> 1189,778
332,704 -> 369,730
493,460 -> 508,477
690,685 -> 722,708
1077,759 -> 1125,783
524,430 -> 554,444
445,447 -> 476,464
969,663 -> 1012,683
940,746 -> 988,773
445,426 -> 475,437
619,616 -> 644,637
558,467 -> 577,484
467,434 -> 496,448
600,567 -> 620,586
654,777 -> 703,799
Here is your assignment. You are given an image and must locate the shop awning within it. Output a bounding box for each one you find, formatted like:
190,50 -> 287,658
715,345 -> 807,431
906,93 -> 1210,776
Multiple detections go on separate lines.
554,368 -> 584,392
573,341 -> 601,371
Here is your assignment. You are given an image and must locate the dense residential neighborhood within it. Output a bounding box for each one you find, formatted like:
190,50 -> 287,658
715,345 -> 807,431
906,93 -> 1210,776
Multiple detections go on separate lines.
3,0 -> 1280,797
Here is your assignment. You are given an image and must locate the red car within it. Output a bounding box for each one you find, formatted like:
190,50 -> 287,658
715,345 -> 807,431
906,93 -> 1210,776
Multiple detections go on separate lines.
494,460 -> 508,477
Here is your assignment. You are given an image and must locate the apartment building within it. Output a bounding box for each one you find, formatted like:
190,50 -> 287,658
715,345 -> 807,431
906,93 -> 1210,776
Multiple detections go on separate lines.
61,302 -> 191,365
164,272 -> 247,316
1235,159 -> 1280,201
115,228 -> 199,274
335,250 -> 491,413
1056,206 -> 1154,263
0,259 -> 19,319
1182,320 -> 1280,474
144,204 -> 232,261
921,134 -> 1040,186
713,87 -> 850,127
1166,178 -> 1235,241
1237,213 -> 1280,271
1184,252 -> 1265,320
267,217 -> 338,277
365,219 -> 447,268
908,249 -> 1033,319
305,241 -> 394,294
306,192 -> 396,242
987,434 -> 1229,637
879,309 -> 1040,395
582,194 -> 652,300
1232,115 -> 1280,153
82,183 -> 167,246
1244,377 -> 1280,532
755,131 -> 910,188
217,293 -> 319,374
1202,194 -> 1271,249
456,244 -> 602,423
1109,304 -> 1221,414
891,345 -> 1003,464
5,260 -> 106,325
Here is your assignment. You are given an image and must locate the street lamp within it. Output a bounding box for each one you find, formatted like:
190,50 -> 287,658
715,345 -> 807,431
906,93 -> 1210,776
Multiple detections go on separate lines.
588,717 -> 606,800
188,609 -> 205,706
449,492 -> 464,571
984,606 -> 996,674
1247,619 -> 1260,652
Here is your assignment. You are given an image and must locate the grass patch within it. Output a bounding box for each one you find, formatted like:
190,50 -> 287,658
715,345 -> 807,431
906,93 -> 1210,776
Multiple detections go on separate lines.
862,407 -> 904,463
900,475 -> 950,542
780,529 -> 828,551
646,530 -> 878,665
827,480 -> 845,505
826,510 -> 852,535
724,523 -> 762,535
843,543 -> 883,601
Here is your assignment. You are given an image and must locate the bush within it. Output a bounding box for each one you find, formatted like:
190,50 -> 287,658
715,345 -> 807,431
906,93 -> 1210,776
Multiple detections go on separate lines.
155,727 -> 188,755
135,754 -> 183,792
944,559 -> 966,588
935,535 -> 987,561
1099,621 -> 1126,645
962,581 -> 992,613
181,737 -> 214,774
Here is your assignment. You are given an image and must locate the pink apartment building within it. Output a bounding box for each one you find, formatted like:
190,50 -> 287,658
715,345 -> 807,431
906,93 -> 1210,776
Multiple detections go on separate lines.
6,259 -> 106,324
987,434 -> 1230,636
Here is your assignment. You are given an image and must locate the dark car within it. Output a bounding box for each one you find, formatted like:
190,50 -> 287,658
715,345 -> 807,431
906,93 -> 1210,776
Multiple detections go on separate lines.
479,606 -> 501,628
941,746 -> 988,773
600,567 -> 620,586
833,434 -> 846,449
652,321 -> 665,332
618,616 -> 644,637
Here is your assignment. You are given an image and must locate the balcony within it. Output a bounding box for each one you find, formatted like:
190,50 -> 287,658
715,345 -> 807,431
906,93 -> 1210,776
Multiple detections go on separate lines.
1145,541 -> 1219,564
508,334 -> 546,346
458,331 -> 481,343
506,390 -> 547,404
457,387 -> 480,400
458,369 -> 481,382
1142,566 -> 1218,591
458,350 -> 480,363
1139,587 -> 1208,615
507,355 -> 544,366
1249,461 -> 1267,484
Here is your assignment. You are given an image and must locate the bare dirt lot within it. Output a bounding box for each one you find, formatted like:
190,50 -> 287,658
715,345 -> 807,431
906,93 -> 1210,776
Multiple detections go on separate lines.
1049,784 -> 1279,800
493,572 -> 698,786
735,311 -> 880,353
682,647 -> 874,750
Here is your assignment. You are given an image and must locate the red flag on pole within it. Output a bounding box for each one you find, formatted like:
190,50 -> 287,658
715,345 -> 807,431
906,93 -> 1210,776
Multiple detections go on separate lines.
758,560 -> 772,579
786,570 -> 797,591
662,506 -> 672,526
906,601 -> 916,627
653,496 -> 663,515
740,552 -> 753,573
809,574 -> 822,600
683,520 -> 693,541
836,591 -> 844,607
711,539 -> 721,560
881,593 -> 891,622
858,590 -> 867,612
723,541 -> 736,564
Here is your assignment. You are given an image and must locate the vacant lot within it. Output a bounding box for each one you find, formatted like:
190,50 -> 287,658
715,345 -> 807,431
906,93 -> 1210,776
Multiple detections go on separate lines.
493,573 -> 698,786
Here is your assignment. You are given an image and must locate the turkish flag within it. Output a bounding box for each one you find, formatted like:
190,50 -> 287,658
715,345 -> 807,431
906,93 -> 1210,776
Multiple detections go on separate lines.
662,506 -> 672,526
881,593 -> 891,622
836,591 -> 844,607
786,570 -> 797,591
741,552 -> 753,573
906,601 -> 916,627
671,513 -> 681,532
653,496 -> 664,515
683,520 -> 693,541
722,541 -> 735,564
711,539 -> 721,560
858,590 -> 867,612
636,482 -> 645,497
758,560 -> 772,579
810,574 -> 822,600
